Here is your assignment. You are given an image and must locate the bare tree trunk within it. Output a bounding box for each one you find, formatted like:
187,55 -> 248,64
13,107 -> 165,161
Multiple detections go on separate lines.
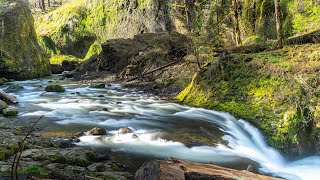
274,0 -> 283,47
48,0 -> 50,7
41,0 -> 45,10
233,0 -> 242,46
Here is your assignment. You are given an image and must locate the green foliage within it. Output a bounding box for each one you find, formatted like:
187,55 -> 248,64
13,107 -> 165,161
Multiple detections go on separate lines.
178,44 -> 320,154
84,41 -> 102,60
50,55 -> 78,65
22,166 -> 48,176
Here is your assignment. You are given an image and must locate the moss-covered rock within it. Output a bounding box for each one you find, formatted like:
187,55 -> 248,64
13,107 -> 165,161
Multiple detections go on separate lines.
35,0 -> 191,58
2,108 -> 18,116
0,0 -> 50,80
90,83 -> 105,89
178,44 -> 320,156
0,100 -> 8,110
45,85 -> 65,92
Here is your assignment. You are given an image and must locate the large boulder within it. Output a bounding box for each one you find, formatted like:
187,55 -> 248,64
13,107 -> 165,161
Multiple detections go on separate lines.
89,127 -> 107,136
62,60 -> 79,71
50,64 -> 64,74
45,85 -> 65,92
0,0 -> 49,80
2,108 -> 18,117
4,84 -> 24,93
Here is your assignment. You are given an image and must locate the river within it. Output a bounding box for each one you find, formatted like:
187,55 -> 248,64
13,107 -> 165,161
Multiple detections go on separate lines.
3,76 -> 320,180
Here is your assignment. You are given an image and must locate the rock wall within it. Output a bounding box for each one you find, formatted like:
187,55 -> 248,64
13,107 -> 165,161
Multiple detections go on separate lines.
0,0 -> 49,80
36,0 -> 194,58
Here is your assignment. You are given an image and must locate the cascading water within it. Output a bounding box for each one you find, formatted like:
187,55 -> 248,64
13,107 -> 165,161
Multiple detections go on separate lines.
4,77 -> 320,180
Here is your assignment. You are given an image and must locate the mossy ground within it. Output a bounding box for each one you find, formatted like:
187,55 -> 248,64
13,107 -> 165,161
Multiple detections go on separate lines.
178,43 -> 320,155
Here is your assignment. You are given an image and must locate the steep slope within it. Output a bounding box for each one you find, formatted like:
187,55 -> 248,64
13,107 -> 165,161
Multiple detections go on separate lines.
178,44 -> 320,156
0,0 -> 49,80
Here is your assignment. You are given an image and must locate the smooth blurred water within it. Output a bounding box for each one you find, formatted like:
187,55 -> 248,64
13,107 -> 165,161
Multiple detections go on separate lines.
4,77 -> 320,180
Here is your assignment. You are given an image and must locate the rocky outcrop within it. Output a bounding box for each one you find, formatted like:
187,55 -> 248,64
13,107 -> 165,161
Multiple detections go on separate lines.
0,0 -> 49,80
135,158 -> 283,180
36,0 -> 194,58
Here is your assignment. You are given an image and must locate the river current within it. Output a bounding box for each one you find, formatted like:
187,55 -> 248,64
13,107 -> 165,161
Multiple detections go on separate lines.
3,77 -> 320,180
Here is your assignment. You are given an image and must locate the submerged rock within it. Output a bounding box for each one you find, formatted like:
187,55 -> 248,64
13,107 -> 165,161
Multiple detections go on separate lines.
45,85 -> 65,92
4,84 -> 24,93
89,127 -> 107,136
90,83 -> 105,88
51,64 -> 64,74
2,108 -> 18,116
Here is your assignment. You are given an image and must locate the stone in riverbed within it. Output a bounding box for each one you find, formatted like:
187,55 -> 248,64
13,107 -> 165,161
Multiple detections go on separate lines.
89,127 -> 107,136
90,83 -> 105,88
2,108 -> 18,116
118,127 -> 133,135
45,85 -> 65,92
62,60 -> 79,71
0,100 -> 8,110
4,84 -> 24,93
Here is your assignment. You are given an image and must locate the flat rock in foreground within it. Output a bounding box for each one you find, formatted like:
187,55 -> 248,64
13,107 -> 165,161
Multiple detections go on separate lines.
135,159 -> 283,180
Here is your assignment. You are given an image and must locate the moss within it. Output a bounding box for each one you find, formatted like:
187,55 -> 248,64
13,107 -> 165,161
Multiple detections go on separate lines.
84,41 -> 102,60
22,166 -> 48,176
2,108 -> 18,117
0,0 -> 50,80
50,54 -> 79,65
178,44 -> 320,155
45,85 -> 65,92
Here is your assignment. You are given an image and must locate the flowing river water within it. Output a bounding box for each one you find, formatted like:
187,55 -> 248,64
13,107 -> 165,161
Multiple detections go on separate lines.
3,76 -> 320,180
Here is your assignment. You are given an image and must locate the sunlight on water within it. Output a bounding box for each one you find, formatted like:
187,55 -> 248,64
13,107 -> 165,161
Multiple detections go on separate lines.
3,78 -> 320,180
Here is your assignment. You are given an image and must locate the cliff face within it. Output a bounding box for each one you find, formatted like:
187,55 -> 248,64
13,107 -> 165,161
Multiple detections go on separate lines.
36,0 -> 192,58
0,0 -> 49,80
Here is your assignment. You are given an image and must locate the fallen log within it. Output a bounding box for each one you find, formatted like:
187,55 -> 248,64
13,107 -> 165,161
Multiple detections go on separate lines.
135,158 -> 283,180
0,89 -> 18,104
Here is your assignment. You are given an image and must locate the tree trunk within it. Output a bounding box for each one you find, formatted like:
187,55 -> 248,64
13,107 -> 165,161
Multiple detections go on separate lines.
274,0 -> 283,47
48,0 -> 50,7
233,0 -> 242,46
40,0 -> 45,10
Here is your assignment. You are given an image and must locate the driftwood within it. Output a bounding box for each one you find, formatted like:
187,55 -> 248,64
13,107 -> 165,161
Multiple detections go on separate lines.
135,158 -> 283,180
0,89 -> 18,104
125,58 -> 184,83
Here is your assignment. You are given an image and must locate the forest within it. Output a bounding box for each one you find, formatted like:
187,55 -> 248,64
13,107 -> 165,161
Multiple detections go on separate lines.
0,0 -> 320,179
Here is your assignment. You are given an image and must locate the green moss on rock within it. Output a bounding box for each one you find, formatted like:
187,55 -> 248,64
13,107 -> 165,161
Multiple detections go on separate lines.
0,0 -> 50,80
178,44 -> 320,156
45,85 -> 65,92
2,108 -> 18,117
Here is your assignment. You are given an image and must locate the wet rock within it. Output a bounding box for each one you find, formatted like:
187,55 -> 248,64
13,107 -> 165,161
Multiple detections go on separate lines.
63,71 -> 76,78
98,95 -> 104,97
0,100 -> 8,110
4,84 -> 24,93
57,140 -> 76,149
98,108 -> 109,111
62,60 -> 79,71
45,85 -> 65,92
51,64 -> 64,74
73,131 -> 85,137
0,78 -> 9,86
118,127 -> 133,135
90,83 -> 105,88
2,108 -> 18,116
132,134 -> 139,138
76,92 -> 81,95
89,127 -> 107,136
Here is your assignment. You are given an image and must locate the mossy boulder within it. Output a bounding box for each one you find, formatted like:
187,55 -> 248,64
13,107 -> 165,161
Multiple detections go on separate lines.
90,83 -> 105,89
4,84 -> 24,93
2,108 -> 18,116
0,100 -> 8,110
45,85 -> 65,92
0,0 -> 50,80
0,77 -> 9,86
